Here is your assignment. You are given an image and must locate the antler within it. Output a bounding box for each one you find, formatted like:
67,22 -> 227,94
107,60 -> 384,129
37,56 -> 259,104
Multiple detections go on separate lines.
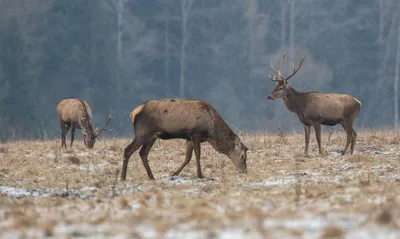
284,56 -> 306,82
269,53 -> 286,82
95,111 -> 115,136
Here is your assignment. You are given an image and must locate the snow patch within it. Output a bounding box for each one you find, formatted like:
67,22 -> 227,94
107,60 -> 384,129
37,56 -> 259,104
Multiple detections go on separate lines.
0,186 -> 98,199
160,176 -> 220,187
76,162 -> 108,171
249,176 -> 341,188
339,162 -> 357,171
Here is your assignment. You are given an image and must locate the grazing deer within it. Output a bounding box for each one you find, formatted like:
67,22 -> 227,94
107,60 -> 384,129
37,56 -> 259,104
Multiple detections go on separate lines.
121,99 -> 248,180
56,98 -> 114,149
267,54 -> 361,155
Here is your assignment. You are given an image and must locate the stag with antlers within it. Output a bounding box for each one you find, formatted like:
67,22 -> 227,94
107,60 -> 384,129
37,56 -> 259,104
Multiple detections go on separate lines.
267,54 -> 361,155
56,98 -> 114,149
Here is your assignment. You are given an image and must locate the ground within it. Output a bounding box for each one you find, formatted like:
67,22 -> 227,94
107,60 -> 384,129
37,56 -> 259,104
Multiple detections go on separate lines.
0,131 -> 399,238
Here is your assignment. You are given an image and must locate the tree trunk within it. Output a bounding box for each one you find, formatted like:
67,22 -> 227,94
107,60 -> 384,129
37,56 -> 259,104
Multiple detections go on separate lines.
117,0 -> 123,67
289,0 -> 295,59
115,0 -> 123,117
281,0 -> 287,47
394,18 -> 400,129
245,0 -> 257,67
179,0 -> 192,98
164,5 -> 171,97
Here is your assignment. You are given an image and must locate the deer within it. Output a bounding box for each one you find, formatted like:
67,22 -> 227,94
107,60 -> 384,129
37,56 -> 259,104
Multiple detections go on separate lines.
56,98 -> 114,149
120,98 -> 249,181
267,54 -> 361,156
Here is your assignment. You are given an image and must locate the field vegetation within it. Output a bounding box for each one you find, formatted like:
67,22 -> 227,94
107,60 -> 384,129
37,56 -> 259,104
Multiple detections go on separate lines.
0,131 -> 399,238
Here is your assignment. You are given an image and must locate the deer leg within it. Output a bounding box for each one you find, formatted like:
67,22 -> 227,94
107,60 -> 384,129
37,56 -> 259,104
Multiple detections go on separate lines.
313,123 -> 323,155
340,121 -> 352,155
191,135 -> 204,178
121,137 -> 144,181
303,125 -> 311,155
70,126 -> 76,147
60,123 -> 70,148
138,137 -> 157,180
350,128 -> 357,154
172,140 -> 193,176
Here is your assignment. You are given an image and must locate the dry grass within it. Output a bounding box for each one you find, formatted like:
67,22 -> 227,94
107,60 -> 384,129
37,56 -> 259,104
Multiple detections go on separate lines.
0,131 -> 399,238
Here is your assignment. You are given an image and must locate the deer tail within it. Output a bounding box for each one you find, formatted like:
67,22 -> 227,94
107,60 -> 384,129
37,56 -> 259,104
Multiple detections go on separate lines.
130,104 -> 144,123
352,97 -> 361,106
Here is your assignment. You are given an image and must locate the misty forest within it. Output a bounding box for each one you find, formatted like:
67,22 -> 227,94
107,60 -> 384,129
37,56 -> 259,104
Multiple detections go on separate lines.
1,0 -> 400,142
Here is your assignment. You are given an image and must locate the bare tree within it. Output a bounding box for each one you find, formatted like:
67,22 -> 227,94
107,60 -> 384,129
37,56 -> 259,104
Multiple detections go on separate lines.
244,0 -> 257,66
289,0 -> 295,58
179,0 -> 194,98
281,0 -> 288,46
395,15 -> 400,129
163,4 -> 171,96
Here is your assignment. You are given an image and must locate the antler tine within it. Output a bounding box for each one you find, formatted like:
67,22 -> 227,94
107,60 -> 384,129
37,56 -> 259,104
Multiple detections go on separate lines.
269,53 -> 288,82
270,54 -> 286,74
269,71 -> 278,82
279,53 -> 286,74
97,111 -> 115,135
270,64 -> 280,74
284,56 -> 306,82
269,71 -> 285,82
269,75 -> 277,82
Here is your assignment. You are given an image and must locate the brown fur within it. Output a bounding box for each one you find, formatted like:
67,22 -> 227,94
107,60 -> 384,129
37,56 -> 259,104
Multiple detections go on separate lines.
267,55 -> 361,155
56,98 -> 114,149
121,98 -> 248,180
56,98 -> 96,148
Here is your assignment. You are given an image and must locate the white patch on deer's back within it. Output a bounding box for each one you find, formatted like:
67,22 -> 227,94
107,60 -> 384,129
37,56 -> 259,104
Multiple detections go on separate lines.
130,104 -> 144,122
352,97 -> 361,106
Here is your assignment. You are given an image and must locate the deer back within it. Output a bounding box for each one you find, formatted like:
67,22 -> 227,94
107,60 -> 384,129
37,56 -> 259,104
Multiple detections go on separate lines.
137,99 -> 216,133
57,99 -> 94,133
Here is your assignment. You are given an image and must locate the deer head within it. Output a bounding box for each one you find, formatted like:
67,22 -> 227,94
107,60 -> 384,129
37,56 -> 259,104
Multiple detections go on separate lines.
228,137 -> 248,173
82,111 -> 114,149
267,53 -> 306,100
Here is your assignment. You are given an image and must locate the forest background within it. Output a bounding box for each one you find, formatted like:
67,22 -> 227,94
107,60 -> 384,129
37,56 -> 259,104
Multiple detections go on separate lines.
1,0 -> 399,141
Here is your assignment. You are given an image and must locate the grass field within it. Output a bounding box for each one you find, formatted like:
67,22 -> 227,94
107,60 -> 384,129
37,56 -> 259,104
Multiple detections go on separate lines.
0,131 -> 399,238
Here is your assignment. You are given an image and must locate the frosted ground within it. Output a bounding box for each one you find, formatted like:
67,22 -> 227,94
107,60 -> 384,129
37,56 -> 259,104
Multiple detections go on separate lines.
0,131 -> 399,238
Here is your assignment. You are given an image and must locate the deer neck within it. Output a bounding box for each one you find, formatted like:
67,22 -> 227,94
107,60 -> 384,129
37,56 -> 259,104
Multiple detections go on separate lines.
79,115 -> 94,136
208,120 -> 236,155
283,86 -> 304,114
